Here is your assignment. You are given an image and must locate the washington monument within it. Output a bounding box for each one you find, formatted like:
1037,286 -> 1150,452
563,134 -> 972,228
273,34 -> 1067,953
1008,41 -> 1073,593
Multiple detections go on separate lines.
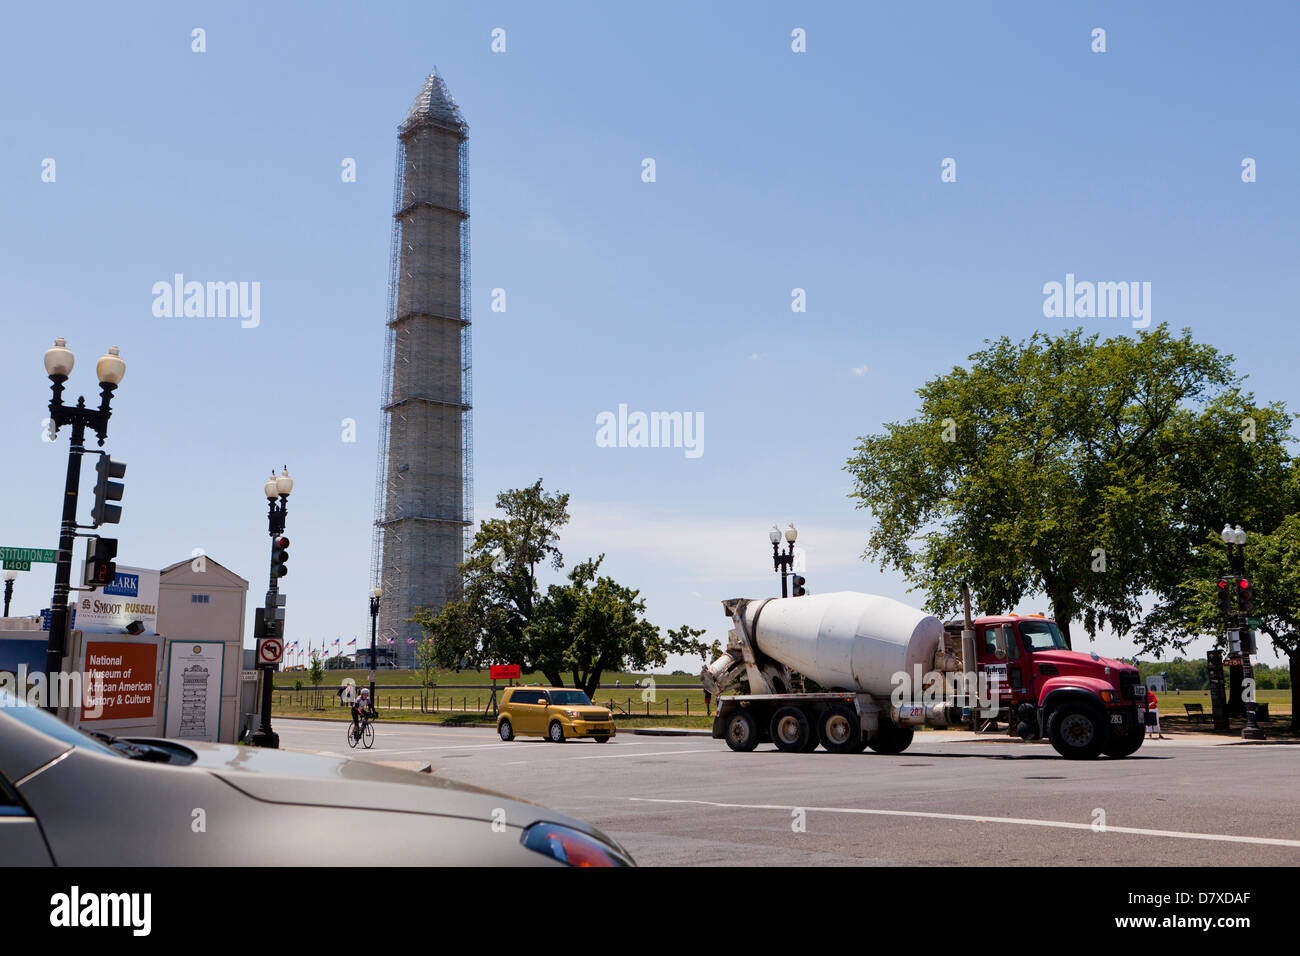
371,71 -> 472,667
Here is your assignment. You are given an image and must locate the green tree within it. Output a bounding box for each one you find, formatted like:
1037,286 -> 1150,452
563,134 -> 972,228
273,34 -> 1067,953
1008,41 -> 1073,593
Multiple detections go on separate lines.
308,651 -> 324,690
528,556 -> 717,696
845,325 -> 1295,647
413,482 -> 718,695
414,636 -> 438,713
412,479 -> 571,672
1138,517 -> 1300,728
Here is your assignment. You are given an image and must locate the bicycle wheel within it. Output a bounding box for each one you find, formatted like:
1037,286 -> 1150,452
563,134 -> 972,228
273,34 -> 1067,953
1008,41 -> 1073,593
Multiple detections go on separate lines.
346,724 -> 359,749
362,721 -> 375,749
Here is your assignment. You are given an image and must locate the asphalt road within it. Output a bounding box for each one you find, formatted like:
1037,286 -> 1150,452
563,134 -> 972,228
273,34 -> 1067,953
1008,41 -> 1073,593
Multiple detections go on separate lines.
277,719 -> 1300,866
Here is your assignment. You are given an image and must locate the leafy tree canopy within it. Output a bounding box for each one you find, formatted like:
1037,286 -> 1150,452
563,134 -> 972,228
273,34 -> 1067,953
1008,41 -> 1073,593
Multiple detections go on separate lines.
412,480 -> 718,695
846,324 -> 1296,646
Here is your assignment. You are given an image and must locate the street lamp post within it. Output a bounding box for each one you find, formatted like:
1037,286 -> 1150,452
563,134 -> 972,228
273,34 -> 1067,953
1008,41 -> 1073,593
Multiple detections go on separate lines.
369,587 -> 381,701
42,338 -> 126,710
1221,524 -> 1265,741
770,523 -> 798,597
252,467 -> 293,748
3,570 -> 17,617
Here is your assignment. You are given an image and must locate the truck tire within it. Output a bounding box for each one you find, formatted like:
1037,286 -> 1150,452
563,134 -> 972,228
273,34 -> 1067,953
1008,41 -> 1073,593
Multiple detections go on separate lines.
1047,702 -> 1107,759
1101,730 -> 1144,758
867,718 -> 914,755
770,706 -> 814,753
818,705 -> 864,754
723,710 -> 761,752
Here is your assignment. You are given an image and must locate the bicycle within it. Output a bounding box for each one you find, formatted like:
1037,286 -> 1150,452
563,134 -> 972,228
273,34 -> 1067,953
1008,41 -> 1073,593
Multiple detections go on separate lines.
347,711 -> 376,749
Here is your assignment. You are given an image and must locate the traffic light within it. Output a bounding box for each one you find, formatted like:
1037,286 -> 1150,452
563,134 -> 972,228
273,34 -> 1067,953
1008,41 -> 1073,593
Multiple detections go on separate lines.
271,536 -> 290,577
1217,577 -> 1234,617
83,536 -> 118,588
792,575 -> 807,597
91,456 -> 126,526
1237,578 -> 1254,616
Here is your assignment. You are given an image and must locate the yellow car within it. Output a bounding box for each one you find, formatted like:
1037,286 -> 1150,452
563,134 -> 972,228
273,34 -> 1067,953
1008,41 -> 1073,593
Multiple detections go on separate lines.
498,687 -> 616,743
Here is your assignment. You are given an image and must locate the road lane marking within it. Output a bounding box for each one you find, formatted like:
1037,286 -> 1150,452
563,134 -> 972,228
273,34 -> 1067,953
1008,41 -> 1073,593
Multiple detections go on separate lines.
628,798 -> 1300,848
573,749 -> 717,760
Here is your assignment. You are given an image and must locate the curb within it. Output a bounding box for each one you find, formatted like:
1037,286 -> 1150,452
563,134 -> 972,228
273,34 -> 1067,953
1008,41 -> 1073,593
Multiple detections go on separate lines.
627,727 -> 713,737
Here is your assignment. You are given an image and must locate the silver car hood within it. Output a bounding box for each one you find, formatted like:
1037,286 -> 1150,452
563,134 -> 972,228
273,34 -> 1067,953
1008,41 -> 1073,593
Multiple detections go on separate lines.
144,740 -> 608,838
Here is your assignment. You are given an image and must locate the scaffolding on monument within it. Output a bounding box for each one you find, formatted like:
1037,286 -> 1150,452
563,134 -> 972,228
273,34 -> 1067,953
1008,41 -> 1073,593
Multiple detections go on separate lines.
369,71 -> 472,660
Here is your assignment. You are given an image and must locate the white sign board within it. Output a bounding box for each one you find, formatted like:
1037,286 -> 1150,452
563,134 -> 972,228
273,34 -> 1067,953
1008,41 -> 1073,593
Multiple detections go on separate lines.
164,641 -> 225,742
75,565 -> 160,633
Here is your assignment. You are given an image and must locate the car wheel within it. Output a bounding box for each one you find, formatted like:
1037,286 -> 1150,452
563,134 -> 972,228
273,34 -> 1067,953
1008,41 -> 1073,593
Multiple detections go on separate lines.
867,718 -> 914,755
818,705 -> 862,754
498,719 -> 514,741
594,735 -> 611,743
1048,702 -> 1107,759
723,710 -> 760,752
770,706 -> 813,753
548,720 -> 566,743
1101,729 -> 1144,758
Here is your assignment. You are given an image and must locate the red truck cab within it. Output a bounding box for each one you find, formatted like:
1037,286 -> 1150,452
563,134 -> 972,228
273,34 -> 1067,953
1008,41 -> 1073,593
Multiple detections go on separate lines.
964,614 -> 1146,758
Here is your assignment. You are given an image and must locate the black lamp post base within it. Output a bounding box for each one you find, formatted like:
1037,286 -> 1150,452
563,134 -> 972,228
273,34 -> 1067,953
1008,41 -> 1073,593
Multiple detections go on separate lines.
250,730 -> 279,748
1242,724 -> 1266,741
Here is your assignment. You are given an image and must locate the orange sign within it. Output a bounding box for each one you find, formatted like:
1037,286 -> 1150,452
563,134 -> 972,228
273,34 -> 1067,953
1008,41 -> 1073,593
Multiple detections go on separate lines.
83,641 -> 158,722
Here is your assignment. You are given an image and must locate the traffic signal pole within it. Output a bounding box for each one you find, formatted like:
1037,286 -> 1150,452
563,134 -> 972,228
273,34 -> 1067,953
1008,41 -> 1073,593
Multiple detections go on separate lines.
252,494 -> 288,748
44,416 -> 86,712
1227,546 -> 1265,741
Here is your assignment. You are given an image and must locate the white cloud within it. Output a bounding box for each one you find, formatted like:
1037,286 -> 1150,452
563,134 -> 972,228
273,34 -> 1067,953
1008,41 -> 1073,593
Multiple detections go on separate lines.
852,364 -> 869,376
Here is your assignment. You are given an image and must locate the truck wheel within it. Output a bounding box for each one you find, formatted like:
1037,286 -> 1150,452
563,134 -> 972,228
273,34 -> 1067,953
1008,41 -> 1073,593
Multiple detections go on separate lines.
867,719 -> 914,755
770,707 -> 814,753
1101,730 -> 1144,758
1047,702 -> 1107,759
818,705 -> 863,754
723,710 -> 761,752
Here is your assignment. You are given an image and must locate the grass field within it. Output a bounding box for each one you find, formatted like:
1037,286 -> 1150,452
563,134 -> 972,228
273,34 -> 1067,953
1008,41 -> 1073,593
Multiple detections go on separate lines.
274,666 -> 700,689
273,667 -> 713,715
271,686 -> 715,719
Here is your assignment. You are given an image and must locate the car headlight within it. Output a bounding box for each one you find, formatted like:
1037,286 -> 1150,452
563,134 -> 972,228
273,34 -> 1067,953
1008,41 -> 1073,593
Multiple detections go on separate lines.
520,822 -> 633,867
565,709 -> 580,718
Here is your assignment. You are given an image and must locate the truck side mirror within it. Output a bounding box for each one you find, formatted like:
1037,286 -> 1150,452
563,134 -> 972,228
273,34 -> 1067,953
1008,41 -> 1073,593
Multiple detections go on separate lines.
993,629 -> 1008,660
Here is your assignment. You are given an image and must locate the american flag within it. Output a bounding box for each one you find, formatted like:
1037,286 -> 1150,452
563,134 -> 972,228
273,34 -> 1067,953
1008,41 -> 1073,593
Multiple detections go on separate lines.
346,638 -> 356,647
407,638 -> 415,645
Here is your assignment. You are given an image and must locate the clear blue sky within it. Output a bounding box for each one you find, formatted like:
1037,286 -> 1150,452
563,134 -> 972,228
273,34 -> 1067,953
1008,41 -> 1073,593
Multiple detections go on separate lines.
2,1 -> 1297,669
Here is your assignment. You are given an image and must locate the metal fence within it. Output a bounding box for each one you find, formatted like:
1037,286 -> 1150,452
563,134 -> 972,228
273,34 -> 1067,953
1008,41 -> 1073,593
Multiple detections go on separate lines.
274,688 -> 709,718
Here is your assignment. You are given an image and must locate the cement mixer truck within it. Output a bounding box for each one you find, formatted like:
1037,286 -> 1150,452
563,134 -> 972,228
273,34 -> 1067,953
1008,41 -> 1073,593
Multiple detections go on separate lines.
700,592 -> 1147,759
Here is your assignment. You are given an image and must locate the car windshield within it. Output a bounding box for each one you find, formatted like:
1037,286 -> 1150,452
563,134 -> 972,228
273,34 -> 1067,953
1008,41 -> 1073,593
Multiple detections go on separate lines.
1019,620 -> 1068,652
0,687 -> 120,757
549,690 -> 593,706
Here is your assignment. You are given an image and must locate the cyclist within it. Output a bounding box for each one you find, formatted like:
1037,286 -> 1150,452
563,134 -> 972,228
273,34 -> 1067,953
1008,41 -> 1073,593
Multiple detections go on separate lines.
351,687 -> 376,736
